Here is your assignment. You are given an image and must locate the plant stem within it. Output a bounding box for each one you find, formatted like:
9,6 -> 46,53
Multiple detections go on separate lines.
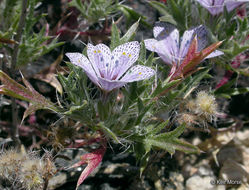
43,179 -> 49,190
11,0 -> 28,71
10,0 -> 28,149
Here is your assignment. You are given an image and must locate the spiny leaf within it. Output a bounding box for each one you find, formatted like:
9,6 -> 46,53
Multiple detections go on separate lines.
120,19 -> 140,44
139,41 -> 146,63
0,70 -> 59,120
168,0 -> 184,25
98,122 -> 120,144
150,120 -> 169,135
144,125 -> 200,154
118,5 -> 150,27
110,22 -> 120,50
151,79 -> 182,98
22,104 -> 41,123
148,1 -> 169,16
154,124 -> 186,139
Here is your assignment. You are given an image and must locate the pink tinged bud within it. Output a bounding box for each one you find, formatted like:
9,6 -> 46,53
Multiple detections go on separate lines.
69,145 -> 106,189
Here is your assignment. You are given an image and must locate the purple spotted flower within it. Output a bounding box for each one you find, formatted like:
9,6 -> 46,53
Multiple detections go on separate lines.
144,22 -> 223,66
196,0 -> 249,15
66,41 -> 155,92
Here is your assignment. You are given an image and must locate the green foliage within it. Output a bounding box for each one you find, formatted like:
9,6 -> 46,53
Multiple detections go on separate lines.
2,0 -> 249,185
58,63 -> 96,125
69,0 -> 150,29
143,124 -> 199,154
117,4 -> 151,27
56,22 -> 203,166
69,0 -> 119,25
0,0 -> 63,67
215,78 -> 249,99
149,0 -> 190,30
110,20 -> 140,50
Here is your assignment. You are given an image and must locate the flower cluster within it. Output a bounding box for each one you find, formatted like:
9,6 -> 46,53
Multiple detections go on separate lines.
196,0 -> 249,15
66,23 -> 224,90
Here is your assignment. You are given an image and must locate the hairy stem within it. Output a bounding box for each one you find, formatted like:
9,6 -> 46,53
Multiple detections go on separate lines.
10,0 -> 28,148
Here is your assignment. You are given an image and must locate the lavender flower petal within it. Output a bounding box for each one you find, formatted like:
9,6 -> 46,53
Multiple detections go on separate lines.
179,29 -> 196,58
196,0 -> 224,15
87,43 -> 112,78
225,1 -> 244,12
195,26 -> 208,52
97,77 -> 127,92
146,22 -> 223,66
65,53 -> 99,86
153,22 -> 178,41
67,42 -> 155,92
144,39 -> 158,52
121,65 -> 156,82
145,39 -> 176,64
196,0 -> 247,15
109,41 -> 140,80
179,26 -> 208,58
146,22 -> 180,64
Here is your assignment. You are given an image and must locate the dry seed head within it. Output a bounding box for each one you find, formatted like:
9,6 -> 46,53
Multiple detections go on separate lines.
177,113 -> 198,126
0,149 -> 56,190
19,159 -> 44,190
0,149 -> 27,181
195,91 -> 218,120
185,99 -> 197,112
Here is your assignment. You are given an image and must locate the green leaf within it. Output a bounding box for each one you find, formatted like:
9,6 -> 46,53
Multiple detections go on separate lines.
0,70 -> 59,120
139,41 -> 146,63
168,0 -> 185,26
179,68 -> 210,98
151,78 -> 182,98
216,87 -> 249,98
118,5 -> 150,27
148,120 -> 169,135
120,19 -> 140,44
214,78 -> 237,95
159,15 -> 177,26
98,122 -> 120,144
97,100 -> 111,121
149,1 -> 177,25
110,22 -> 120,50
135,102 -> 152,125
137,97 -> 144,114
144,52 -> 156,67
232,41 -> 249,57
148,1 -> 168,16
154,124 -> 185,139
139,152 -> 150,177
144,125 -> 200,154
64,103 -> 88,115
